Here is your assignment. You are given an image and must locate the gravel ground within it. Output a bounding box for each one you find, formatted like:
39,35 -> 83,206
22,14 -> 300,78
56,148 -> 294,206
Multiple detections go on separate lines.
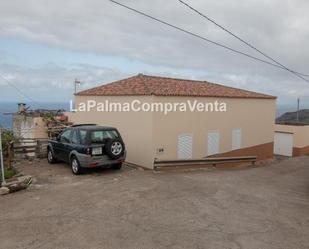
1,157 -> 309,249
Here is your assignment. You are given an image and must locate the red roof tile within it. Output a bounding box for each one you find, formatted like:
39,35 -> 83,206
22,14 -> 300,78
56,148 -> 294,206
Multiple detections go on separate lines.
76,74 -> 276,99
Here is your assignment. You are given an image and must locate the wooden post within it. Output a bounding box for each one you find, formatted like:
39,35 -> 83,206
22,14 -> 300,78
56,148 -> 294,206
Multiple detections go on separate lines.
7,142 -> 12,169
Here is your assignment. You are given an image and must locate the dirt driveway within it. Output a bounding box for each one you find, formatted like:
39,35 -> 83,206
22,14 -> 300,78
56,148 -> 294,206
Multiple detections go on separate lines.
1,157 -> 309,249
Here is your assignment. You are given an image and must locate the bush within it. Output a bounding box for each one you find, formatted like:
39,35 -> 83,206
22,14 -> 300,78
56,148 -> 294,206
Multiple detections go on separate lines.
4,168 -> 15,179
1,129 -> 18,169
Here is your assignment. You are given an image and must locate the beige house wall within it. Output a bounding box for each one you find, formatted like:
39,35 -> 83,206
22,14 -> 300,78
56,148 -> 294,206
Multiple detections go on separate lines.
152,96 -> 276,161
73,95 -> 155,168
275,124 -> 309,148
72,95 -> 276,169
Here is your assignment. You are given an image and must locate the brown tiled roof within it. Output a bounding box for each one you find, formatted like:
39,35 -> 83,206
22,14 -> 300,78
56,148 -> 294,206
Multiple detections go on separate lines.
76,74 -> 276,99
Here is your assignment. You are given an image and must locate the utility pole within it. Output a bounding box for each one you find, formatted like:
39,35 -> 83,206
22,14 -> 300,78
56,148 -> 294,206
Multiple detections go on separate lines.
0,128 -> 6,184
73,79 -> 82,111
296,98 -> 300,123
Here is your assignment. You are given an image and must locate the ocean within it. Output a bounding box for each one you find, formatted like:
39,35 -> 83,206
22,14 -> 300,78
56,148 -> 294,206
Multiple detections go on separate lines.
0,102 -> 70,129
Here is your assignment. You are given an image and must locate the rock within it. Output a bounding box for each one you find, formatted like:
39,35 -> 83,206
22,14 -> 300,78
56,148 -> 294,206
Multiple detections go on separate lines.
2,180 -> 19,187
1,175 -> 32,193
5,182 -> 28,193
17,175 -> 32,184
0,187 -> 10,195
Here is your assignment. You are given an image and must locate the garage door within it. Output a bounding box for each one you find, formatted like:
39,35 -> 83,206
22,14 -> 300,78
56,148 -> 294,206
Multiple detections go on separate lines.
274,132 -> 293,157
177,133 -> 193,159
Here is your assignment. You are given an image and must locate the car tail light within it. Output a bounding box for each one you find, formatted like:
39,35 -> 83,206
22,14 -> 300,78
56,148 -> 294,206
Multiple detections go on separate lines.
85,147 -> 92,155
90,162 -> 98,167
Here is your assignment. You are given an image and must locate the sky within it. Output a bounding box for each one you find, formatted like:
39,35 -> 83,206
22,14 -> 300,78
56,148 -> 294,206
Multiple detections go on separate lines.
0,0 -> 309,111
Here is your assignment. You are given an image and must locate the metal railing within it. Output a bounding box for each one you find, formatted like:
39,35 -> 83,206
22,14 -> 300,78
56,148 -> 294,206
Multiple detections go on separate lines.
153,156 -> 257,170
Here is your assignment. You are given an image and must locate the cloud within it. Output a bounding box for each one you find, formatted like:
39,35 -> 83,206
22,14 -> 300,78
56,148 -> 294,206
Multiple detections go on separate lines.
0,63 -> 130,102
0,0 -> 307,68
0,0 -> 309,107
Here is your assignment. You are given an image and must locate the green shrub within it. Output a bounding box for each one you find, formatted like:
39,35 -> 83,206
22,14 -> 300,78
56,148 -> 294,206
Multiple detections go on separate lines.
4,168 -> 15,179
1,129 -> 19,169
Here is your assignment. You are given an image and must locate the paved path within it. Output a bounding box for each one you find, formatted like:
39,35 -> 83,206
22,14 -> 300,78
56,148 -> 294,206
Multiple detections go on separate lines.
1,157 -> 309,249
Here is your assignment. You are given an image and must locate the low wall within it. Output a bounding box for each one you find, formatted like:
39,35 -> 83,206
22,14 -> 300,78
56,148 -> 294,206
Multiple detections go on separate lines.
217,142 -> 274,160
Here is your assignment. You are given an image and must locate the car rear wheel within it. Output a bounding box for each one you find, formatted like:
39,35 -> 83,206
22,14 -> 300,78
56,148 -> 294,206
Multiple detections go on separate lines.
71,156 -> 82,175
47,149 -> 57,164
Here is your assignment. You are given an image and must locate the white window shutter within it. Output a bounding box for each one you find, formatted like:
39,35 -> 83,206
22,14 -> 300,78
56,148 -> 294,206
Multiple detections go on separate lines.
207,130 -> 220,156
177,133 -> 193,159
232,128 -> 242,150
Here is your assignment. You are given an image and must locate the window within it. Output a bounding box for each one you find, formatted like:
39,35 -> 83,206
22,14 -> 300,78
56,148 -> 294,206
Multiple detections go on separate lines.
80,130 -> 87,144
90,130 -> 119,144
60,129 -> 72,143
71,130 -> 80,144
232,128 -> 242,150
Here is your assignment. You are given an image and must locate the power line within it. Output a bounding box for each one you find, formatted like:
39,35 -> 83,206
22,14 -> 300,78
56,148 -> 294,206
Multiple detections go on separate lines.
108,0 -> 309,82
177,0 -> 309,80
0,73 -> 38,103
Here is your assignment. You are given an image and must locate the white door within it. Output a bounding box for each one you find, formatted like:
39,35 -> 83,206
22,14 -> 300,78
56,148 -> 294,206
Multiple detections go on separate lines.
177,133 -> 193,159
274,132 -> 293,157
208,130 -> 220,156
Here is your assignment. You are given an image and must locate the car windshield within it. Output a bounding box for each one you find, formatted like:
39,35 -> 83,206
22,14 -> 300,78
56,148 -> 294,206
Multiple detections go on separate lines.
90,130 -> 119,143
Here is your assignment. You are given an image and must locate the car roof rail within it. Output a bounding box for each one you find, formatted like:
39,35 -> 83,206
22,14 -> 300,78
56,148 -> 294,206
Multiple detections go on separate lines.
71,124 -> 97,127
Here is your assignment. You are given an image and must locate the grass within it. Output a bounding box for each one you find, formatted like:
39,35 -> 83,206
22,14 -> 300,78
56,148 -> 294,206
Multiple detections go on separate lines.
4,168 -> 15,179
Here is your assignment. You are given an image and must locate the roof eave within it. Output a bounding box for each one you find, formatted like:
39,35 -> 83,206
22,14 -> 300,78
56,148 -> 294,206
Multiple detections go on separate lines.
75,93 -> 276,99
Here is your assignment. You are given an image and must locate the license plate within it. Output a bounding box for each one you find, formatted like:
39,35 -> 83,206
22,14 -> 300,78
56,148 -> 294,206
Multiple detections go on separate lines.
92,147 -> 102,155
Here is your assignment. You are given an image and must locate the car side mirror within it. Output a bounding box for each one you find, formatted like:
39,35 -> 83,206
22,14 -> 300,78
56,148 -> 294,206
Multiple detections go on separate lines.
56,135 -> 61,142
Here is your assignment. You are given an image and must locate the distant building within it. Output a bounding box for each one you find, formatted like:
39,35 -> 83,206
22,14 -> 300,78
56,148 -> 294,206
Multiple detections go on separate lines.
12,103 -> 71,158
12,103 -> 70,140
13,103 -> 48,140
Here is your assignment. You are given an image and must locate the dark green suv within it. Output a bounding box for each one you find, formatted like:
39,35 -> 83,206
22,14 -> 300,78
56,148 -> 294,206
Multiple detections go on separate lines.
47,125 -> 126,174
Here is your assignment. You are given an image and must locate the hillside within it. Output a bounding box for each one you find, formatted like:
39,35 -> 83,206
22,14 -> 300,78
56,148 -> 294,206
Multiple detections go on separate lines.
276,109 -> 309,124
